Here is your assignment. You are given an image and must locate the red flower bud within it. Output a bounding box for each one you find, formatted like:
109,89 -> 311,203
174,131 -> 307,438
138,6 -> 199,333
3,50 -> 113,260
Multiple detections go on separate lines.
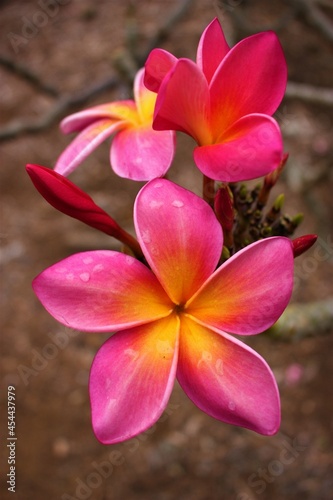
26,164 -> 143,258
292,234 -> 317,258
26,164 -> 123,235
214,184 -> 234,231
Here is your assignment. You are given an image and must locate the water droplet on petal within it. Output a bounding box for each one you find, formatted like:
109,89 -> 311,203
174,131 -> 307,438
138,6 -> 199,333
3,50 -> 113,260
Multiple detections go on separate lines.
216,359 -> 224,376
124,348 -> 139,361
83,256 -> 93,264
228,401 -> 236,411
172,200 -> 184,208
149,200 -> 164,209
125,255 -> 134,265
197,350 -> 212,369
141,229 -> 151,244
55,267 -> 66,274
93,264 -> 104,273
79,272 -> 90,282
156,340 -> 174,359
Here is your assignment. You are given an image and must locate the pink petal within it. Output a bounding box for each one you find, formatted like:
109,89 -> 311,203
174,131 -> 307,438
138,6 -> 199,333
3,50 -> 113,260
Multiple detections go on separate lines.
193,114 -> 283,182
111,125 -> 175,181
33,251 -> 173,331
90,314 -> 179,444
186,237 -> 294,335
133,68 -> 157,121
134,179 -> 223,304
60,99 -> 136,134
60,101 -> 137,133
153,59 -> 211,145
177,315 -> 280,435
210,31 -> 287,133
144,48 -> 178,93
55,118 -> 123,176
196,18 -> 230,83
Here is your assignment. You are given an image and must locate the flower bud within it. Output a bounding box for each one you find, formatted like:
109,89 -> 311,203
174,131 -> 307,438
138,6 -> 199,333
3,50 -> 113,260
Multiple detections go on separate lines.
292,234 -> 317,257
214,184 -> 234,231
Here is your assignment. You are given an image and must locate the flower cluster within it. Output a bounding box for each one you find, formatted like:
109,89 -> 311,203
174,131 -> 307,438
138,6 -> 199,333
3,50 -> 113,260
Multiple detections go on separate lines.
27,18 -> 316,444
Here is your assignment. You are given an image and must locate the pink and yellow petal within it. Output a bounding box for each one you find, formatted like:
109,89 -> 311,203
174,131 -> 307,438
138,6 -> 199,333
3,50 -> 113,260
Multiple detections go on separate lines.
60,101 -> 137,134
186,238 -> 293,335
55,118 -> 124,176
193,114 -> 283,182
196,17 -> 230,84
134,68 -> 158,123
33,251 -> 173,332
209,31 -> 287,133
89,314 -> 180,444
177,315 -> 280,435
144,48 -> 178,93
135,179 -> 223,305
153,59 -> 211,145
111,125 -> 175,181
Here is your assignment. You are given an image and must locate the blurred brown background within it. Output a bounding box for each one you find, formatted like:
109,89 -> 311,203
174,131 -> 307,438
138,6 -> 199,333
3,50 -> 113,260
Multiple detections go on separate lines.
1,1 -> 333,499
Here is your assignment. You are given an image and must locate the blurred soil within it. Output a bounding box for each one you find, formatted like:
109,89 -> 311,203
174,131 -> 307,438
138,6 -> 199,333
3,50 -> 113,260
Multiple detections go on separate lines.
0,1 -> 333,499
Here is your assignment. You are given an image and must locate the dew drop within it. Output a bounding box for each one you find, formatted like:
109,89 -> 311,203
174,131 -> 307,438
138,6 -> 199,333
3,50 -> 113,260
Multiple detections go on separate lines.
79,272 -> 90,282
124,348 -> 139,361
93,264 -> 104,273
55,267 -> 66,274
202,351 -> 212,362
172,200 -> 184,208
156,340 -> 174,359
125,255 -> 134,265
216,359 -> 224,376
228,401 -> 236,411
149,200 -> 164,209
197,350 -> 212,369
83,256 -> 93,265
141,229 -> 151,244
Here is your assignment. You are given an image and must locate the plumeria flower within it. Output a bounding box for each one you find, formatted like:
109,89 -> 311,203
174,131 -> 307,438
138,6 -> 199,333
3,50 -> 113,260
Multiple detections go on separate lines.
55,69 -> 175,181
32,179 -> 294,444
144,18 -> 287,182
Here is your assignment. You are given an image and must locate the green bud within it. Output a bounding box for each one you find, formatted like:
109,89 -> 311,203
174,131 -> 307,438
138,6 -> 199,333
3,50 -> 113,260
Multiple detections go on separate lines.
222,246 -> 231,260
292,213 -> 304,227
273,193 -> 285,211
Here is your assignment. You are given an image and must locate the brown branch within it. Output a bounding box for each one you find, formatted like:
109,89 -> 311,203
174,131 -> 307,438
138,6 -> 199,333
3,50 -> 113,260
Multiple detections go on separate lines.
122,0 -> 194,71
141,0 -> 194,62
291,0 -> 333,43
285,81 -> 333,106
267,297 -> 333,341
0,75 -> 120,141
0,54 -> 59,97
220,2 -> 298,36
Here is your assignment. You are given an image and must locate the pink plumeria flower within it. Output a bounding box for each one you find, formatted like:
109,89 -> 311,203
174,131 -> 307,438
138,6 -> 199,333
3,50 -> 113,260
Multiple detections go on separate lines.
144,18 -> 287,182
33,179 -> 294,444
55,69 -> 175,181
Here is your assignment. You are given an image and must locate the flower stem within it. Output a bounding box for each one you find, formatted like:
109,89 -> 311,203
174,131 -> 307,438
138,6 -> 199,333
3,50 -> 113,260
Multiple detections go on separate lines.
202,175 -> 215,205
115,228 -> 144,261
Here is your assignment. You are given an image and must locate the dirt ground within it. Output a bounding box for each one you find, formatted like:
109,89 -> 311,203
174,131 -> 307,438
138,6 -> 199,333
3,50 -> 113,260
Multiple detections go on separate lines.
1,1 -> 333,499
